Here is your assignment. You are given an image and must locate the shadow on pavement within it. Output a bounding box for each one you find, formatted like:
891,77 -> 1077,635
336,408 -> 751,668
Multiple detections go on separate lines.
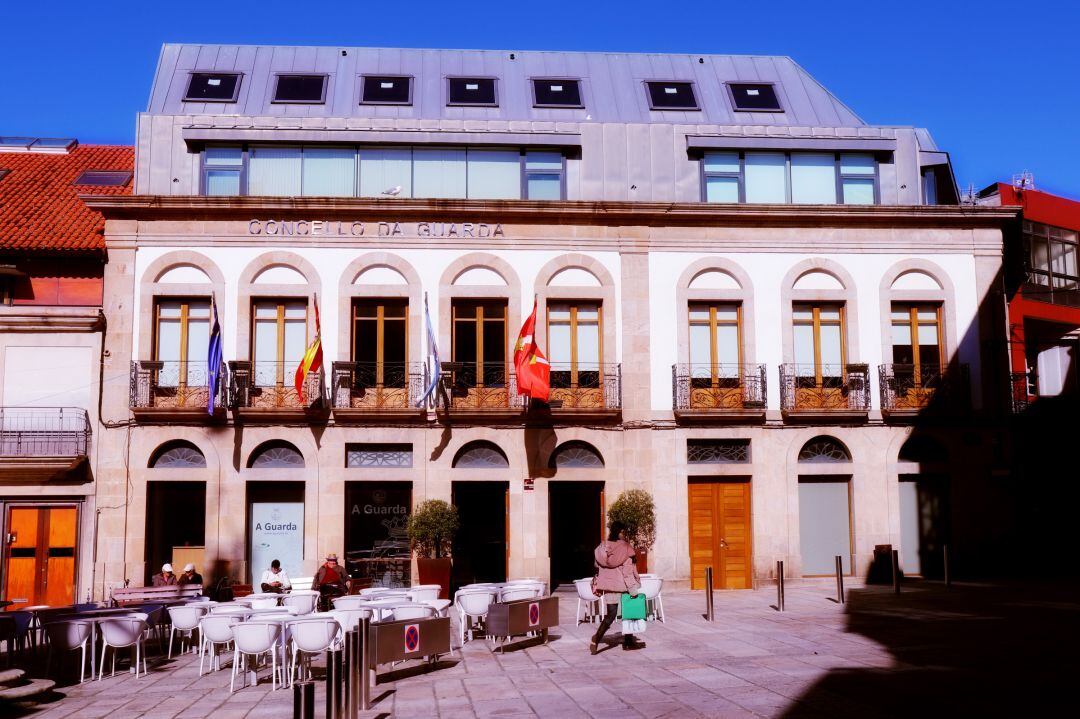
783,580 -> 1080,718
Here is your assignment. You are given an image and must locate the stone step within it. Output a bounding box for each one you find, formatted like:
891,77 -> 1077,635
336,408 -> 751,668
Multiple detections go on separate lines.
0,668 -> 25,684
0,677 -> 56,701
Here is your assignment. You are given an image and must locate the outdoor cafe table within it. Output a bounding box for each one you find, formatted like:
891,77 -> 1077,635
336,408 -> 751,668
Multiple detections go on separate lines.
243,613 -> 336,687
45,609 -> 140,678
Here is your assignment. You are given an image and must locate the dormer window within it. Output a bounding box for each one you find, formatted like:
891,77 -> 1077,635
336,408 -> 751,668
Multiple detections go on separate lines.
73,170 -> 132,187
645,81 -> 699,110
361,75 -> 412,105
184,72 -> 242,102
728,83 -> 783,112
447,77 -> 497,107
532,78 -> 583,108
272,74 -> 327,104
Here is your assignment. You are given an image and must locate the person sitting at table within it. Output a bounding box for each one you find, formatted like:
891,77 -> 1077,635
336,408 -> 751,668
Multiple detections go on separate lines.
152,563 -> 177,586
178,563 -> 203,587
314,553 -> 348,610
260,559 -> 292,594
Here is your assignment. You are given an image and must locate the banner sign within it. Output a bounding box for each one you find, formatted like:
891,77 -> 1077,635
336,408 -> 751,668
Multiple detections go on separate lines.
250,502 -> 304,580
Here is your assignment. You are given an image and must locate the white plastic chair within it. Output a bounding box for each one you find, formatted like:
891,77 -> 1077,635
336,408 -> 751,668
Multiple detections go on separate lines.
382,603 -> 437,622
281,591 -> 319,615
573,578 -> 602,625
290,576 -> 314,591
332,595 -> 368,610
406,586 -> 440,602
98,616 -> 149,680
167,604 -> 207,658
331,608 -> 373,636
199,615 -> 238,675
640,576 -> 665,622
231,622 -> 282,692
454,589 -> 496,649
249,597 -> 280,610
44,620 -> 94,684
289,618 -> 341,684
499,585 -> 541,603
211,604 -> 252,616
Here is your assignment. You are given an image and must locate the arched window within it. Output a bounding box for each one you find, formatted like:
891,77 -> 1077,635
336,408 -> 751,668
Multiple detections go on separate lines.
549,441 -> 604,468
798,436 -> 851,463
150,440 -> 207,468
898,435 -> 947,464
452,441 -> 509,469
248,440 -> 305,468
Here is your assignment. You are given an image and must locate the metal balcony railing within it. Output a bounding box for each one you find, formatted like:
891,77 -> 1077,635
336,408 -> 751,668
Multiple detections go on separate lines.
229,361 -> 325,410
129,360 -> 228,412
878,363 -> 970,413
779,363 -> 871,413
672,363 -> 767,412
331,361 -> 426,411
1010,371 -> 1034,413
548,363 -> 621,411
0,407 -> 91,457
443,362 -> 523,412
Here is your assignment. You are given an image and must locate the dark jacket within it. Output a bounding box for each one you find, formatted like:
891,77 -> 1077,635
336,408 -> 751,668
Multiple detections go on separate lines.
152,573 -> 178,587
178,572 -> 203,587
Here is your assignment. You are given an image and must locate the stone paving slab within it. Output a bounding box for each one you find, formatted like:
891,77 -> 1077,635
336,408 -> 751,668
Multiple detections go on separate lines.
6,579 -> 1080,718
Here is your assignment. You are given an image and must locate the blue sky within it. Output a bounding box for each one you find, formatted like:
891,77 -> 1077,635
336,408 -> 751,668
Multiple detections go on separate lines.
4,0 -> 1078,196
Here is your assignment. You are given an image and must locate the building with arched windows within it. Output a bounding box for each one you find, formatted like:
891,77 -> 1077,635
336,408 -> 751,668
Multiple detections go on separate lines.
77,44 -> 1022,600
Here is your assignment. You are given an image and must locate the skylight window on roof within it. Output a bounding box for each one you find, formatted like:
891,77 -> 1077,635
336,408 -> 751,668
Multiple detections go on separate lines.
0,169 -> 9,182
728,83 -> 783,112
532,78 -> 583,108
447,77 -> 497,106
74,170 -> 133,187
361,75 -> 412,105
184,72 -> 242,102
645,81 -> 699,110
0,137 -> 77,153
273,74 -> 328,104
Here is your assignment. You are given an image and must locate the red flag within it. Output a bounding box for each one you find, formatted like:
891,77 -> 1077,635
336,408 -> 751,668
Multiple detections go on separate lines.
294,299 -> 323,402
513,300 -> 550,402
514,300 -> 538,394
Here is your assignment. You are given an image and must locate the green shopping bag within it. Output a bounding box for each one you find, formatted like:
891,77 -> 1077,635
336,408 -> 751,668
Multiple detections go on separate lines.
621,591 -> 647,620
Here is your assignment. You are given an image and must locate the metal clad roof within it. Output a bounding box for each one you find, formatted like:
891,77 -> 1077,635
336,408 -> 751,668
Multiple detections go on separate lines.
149,44 -> 869,128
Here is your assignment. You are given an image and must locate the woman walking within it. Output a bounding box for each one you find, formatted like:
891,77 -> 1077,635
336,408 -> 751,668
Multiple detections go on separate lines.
590,521 -> 644,654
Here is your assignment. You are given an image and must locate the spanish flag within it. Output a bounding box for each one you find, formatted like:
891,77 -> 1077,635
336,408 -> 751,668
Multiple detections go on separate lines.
294,297 -> 323,403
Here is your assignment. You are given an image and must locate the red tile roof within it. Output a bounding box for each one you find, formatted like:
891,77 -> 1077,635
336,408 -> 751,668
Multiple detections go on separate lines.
0,144 -> 134,252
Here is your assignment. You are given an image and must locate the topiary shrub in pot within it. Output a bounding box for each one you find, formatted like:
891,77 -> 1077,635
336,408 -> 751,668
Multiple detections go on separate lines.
407,499 -> 460,599
608,489 -> 657,574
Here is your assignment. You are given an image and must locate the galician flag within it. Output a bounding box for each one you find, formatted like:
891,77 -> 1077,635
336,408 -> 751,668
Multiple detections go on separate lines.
514,298 -> 550,403
206,293 -> 223,415
294,296 -> 323,403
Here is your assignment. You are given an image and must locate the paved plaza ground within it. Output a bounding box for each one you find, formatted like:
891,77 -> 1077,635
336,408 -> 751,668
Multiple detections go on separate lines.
7,578 -> 1079,718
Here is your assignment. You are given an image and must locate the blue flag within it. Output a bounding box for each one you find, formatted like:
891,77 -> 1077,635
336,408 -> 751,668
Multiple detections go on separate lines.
207,294 -> 223,414
416,294 -> 441,408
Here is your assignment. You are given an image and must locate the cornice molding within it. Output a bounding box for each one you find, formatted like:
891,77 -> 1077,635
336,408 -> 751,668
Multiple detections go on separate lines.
0,307 -> 104,333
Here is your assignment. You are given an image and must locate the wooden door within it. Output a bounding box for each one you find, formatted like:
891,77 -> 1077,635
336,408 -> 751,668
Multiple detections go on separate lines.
688,479 -> 752,590
3,506 -> 78,610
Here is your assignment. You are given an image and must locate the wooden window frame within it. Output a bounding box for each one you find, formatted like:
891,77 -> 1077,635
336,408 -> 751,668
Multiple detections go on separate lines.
351,299 -> 409,385
251,298 -> 308,386
688,302 -> 743,384
546,301 -> 604,386
891,303 -> 944,385
153,297 -> 211,388
793,303 -> 847,385
451,300 -> 508,387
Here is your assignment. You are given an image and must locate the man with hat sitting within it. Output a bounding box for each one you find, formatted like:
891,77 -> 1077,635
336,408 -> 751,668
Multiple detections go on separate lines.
152,563 -> 178,586
178,563 -> 203,588
314,553 -> 348,610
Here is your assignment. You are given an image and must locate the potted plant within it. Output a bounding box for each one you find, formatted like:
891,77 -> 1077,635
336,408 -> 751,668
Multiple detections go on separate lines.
406,499 -> 459,599
608,489 -> 657,573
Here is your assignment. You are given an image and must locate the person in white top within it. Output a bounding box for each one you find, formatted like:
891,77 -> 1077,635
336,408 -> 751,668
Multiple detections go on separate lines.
260,559 -> 292,593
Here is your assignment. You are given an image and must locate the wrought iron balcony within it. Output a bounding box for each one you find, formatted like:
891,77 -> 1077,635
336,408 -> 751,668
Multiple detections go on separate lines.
440,362 -> 524,415
229,360 -> 326,419
129,360 -> 228,420
672,364 -> 767,420
546,363 -> 621,414
331,361 -> 427,420
1010,371 -> 1034,413
779,363 -> 871,418
878,363 -> 970,416
0,407 -> 91,481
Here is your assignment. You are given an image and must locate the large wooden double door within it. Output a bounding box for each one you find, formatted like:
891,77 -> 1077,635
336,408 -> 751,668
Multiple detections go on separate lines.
2,505 -> 78,610
688,478 -> 752,590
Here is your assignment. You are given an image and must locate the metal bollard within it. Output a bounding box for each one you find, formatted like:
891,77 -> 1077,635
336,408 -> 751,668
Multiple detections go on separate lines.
835,555 -> 845,604
891,549 -> 901,594
293,680 -> 315,719
704,566 -> 715,621
943,544 -> 951,588
359,616 -> 372,711
345,628 -> 359,719
776,560 -> 785,612
325,646 -> 342,719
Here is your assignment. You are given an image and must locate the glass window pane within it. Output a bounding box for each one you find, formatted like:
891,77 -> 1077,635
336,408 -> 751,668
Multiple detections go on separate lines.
917,323 -> 939,347
384,319 -> 406,365
358,148 -> 413,198
253,319 -> 277,385
689,324 -> 711,367
187,302 -> 210,319
916,307 -> 938,322
413,148 -> 467,198
840,153 -> 875,175
302,147 -> 356,197
524,151 -> 562,171
820,324 -> 843,366
705,176 -> 739,203
919,345 -> 941,369
548,304 -> 571,321
284,302 -> 307,320
482,318 -> 506,365
793,307 -> 814,322
716,325 -> 739,366
1032,238 -> 1049,272
283,318 -> 307,365
157,301 -> 182,319
354,318 -> 377,363
249,147 -> 302,196
794,324 -> 815,366
526,174 -> 562,200
790,153 -> 837,204
204,147 -> 242,166
576,304 -> 599,321
254,302 -> 277,319
703,152 -> 739,174
466,149 -> 520,199
576,320 -> 600,369
549,321 -> 571,364
688,305 -> 711,321
186,318 -> 210,383
819,307 -> 841,321
714,305 -> 739,322
892,322 -> 912,347
744,152 -> 787,203
157,319 -> 181,362
842,178 -> 875,205
205,169 -> 240,196
891,309 -> 910,321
